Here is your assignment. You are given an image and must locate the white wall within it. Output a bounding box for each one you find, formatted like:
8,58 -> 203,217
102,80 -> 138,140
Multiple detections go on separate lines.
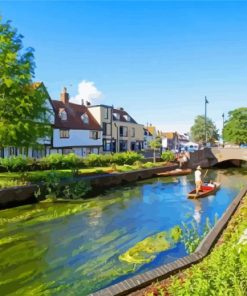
53,129 -> 102,147
87,106 -> 102,124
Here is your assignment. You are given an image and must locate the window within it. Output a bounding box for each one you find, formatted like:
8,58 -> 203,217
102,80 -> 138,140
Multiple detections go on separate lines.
90,131 -> 100,139
81,113 -> 89,124
119,140 -> 128,152
60,129 -> 69,138
104,108 -> 109,119
8,147 -> 17,156
120,126 -> 128,137
103,122 -> 111,136
131,127 -> 135,137
123,114 -> 131,121
113,112 -> 120,120
103,139 -> 112,151
59,109 -> 67,121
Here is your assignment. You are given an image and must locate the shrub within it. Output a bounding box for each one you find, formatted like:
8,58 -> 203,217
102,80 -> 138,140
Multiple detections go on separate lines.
39,153 -> 64,170
111,152 -> 143,165
0,156 -> 32,172
63,180 -> 92,199
0,179 -> 28,189
161,151 -> 175,162
142,162 -> 155,168
111,163 -> 117,171
42,171 -> 61,200
134,160 -> 143,169
84,153 -> 111,167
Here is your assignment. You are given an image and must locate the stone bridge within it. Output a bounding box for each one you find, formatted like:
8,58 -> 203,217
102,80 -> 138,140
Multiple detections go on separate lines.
188,147 -> 247,168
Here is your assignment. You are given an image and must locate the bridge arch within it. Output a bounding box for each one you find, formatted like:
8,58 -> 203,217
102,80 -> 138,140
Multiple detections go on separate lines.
188,148 -> 247,168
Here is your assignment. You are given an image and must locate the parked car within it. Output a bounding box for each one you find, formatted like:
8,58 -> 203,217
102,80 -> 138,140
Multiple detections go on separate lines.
240,144 -> 247,148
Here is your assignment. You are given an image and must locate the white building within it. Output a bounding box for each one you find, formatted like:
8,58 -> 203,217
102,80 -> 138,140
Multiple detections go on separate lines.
51,88 -> 102,156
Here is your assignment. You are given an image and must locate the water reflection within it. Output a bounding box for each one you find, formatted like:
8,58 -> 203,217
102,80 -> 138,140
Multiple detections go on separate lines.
191,199 -> 202,224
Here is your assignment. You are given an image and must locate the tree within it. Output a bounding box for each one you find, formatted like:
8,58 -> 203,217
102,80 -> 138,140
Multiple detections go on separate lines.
149,137 -> 161,163
0,18 -> 51,149
223,108 -> 247,145
190,115 -> 219,145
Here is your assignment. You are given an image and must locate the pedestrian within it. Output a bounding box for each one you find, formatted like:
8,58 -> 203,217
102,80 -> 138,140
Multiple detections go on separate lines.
182,153 -> 187,168
195,165 -> 202,196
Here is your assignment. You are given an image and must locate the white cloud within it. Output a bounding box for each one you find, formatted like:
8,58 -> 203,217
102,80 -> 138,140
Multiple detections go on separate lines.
70,80 -> 102,105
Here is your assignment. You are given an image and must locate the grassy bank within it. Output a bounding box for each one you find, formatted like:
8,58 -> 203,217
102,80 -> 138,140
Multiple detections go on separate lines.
0,162 -> 170,189
137,194 -> 247,296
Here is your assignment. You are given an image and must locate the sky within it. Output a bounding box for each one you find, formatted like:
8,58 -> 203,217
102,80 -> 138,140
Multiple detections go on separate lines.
1,1 -> 247,133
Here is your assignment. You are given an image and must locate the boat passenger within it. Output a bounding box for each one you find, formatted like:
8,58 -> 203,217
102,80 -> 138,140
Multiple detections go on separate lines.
207,180 -> 215,188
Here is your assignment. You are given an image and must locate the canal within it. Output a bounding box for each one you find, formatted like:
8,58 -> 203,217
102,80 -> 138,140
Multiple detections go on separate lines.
0,168 -> 246,295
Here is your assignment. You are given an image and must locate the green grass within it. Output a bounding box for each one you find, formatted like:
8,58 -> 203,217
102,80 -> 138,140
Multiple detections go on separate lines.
0,162 -> 169,189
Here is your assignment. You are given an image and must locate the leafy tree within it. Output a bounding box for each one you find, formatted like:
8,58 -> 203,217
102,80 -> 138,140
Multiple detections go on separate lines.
190,115 -> 219,145
223,107 -> 247,145
149,137 -> 161,163
0,18 -> 51,149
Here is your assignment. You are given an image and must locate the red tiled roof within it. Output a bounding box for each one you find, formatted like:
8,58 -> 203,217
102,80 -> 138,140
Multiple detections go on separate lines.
112,108 -> 137,124
52,100 -> 102,130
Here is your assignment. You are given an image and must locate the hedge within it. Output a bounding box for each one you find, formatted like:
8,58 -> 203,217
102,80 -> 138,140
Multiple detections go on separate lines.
0,152 -> 144,172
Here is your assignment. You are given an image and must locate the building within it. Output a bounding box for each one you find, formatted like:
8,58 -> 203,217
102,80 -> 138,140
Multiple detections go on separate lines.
1,86 -> 144,158
112,107 -> 144,152
89,105 -> 144,152
51,88 -> 102,156
160,132 -> 179,151
87,104 -> 113,152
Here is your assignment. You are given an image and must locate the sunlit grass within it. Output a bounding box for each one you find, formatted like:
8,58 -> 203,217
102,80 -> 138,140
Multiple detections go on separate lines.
0,162 -> 168,189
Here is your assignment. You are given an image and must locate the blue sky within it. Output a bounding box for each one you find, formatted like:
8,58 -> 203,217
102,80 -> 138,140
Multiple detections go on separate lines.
1,1 -> 247,133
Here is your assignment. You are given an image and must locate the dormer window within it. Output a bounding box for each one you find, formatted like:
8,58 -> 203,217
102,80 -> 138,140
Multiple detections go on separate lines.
113,113 -> 120,120
123,114 -> 130,121
59,109 -> 67,121
81,113 -> 89,124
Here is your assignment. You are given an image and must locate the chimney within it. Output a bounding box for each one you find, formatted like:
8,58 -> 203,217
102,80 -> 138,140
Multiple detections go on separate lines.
81,99 -> 84,105
60,87 -> 69,105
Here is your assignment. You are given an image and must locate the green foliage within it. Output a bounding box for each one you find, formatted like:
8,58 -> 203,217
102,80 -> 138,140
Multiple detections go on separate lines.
39,153 -> 82,171
142,162 -> 155,168
0,152 -> 143,173
149,138 -> 162,149
111,151 -> 143,165
0,178 -> 27,189
149,137 -> 162,163
0,155 -> 32,172
161,151 -> 175,162
0,18 -> 52,148
42,171 -> 61,200
84,153 -> 111,167
63,181 -> 92,199
134,160 -> 143,169
223,107 -> 247,145
181,216 -> 215,254
119,226 -> 182,265
190,115 -> 219,145
84,152 -> 142,167
111,163 -> 117,171
170,225 -> 182,242
39,153 -> 64,170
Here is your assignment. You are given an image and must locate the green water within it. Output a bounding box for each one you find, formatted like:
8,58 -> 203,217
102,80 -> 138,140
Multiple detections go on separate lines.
0,168 -> 246,295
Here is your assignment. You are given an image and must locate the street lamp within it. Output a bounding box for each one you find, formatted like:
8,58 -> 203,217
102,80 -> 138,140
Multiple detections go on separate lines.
205,96 -> 209,146
222,113 -> 225,147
